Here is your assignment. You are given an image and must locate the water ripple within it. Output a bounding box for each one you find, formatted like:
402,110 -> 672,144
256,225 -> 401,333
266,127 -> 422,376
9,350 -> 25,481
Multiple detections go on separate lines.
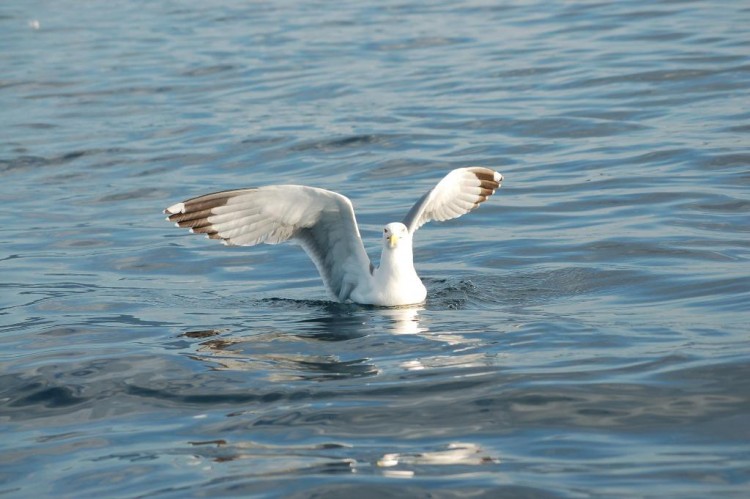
1,0 -> 749,496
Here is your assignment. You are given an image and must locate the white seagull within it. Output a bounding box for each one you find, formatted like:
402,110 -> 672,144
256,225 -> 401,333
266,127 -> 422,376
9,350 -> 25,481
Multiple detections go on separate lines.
164,167 -> 503,306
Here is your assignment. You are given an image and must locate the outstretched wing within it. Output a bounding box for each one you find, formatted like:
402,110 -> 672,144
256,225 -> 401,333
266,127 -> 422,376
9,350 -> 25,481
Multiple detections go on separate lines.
164,185 -> 373,301
402,167 -> 503,233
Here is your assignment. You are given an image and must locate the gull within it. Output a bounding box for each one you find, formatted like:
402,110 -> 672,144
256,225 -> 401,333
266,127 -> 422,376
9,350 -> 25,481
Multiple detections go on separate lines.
164,167 -> 503,306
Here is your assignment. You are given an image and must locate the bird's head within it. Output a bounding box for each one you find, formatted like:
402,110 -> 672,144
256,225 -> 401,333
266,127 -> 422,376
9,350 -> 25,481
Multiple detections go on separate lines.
383,222 -> 410,250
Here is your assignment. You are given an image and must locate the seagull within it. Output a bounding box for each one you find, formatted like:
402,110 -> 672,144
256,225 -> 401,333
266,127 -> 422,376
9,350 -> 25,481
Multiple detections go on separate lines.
164,167 -> 503,306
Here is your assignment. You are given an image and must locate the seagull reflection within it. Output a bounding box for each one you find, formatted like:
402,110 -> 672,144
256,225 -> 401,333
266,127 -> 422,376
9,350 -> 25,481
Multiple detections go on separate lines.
179,300 -> 488,380
184,329 -> 380,381
381,305 -> 483,348
186,439 -> 356,473
377,442 -> 499,478
379,305 -> 426,335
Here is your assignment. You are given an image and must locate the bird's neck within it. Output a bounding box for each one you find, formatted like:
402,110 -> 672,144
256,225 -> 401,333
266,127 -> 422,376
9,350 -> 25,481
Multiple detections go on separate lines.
379,243 -> 416,277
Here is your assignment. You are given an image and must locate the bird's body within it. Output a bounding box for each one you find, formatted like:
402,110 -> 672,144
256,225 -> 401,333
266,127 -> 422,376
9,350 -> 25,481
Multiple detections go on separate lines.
348,222 -> 426,306
164,167 -> 503,306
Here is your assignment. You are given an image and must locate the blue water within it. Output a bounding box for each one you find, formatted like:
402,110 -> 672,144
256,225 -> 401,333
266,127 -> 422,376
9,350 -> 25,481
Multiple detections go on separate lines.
2,0 -> 749,496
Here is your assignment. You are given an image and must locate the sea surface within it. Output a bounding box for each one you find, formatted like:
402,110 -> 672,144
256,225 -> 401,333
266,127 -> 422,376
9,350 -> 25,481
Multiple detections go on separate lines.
2,0 -> 749,497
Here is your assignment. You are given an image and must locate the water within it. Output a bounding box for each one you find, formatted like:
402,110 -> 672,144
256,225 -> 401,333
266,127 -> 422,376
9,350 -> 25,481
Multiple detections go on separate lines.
2,0 -> 749,496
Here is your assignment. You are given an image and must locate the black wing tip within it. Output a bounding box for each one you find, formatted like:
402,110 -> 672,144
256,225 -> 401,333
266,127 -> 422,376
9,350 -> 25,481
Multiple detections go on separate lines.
163,188 -> 253,220
467,167 -> 503,208
469,167 -> 503,186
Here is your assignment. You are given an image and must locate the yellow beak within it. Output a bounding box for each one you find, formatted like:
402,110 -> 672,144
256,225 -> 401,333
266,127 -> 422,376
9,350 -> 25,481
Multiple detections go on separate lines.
388,234 -> 398,248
